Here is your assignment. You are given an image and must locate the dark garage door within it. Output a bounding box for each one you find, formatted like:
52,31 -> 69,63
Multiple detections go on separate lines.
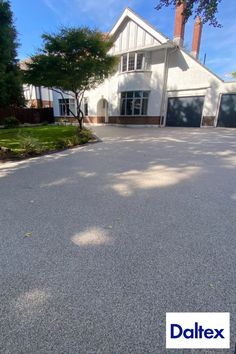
166,96 -> 204,127
217,94 -> 236,127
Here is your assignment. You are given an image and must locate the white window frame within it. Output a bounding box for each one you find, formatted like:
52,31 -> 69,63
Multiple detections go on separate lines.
120,52 -> 145,72
59,98 -> 76,117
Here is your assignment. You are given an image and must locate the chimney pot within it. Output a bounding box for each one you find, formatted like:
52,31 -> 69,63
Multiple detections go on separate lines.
191,16 -> 203,59
173,0 -> 186,47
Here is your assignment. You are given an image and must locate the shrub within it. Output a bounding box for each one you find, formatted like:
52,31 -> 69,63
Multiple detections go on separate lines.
76,128 -> 93,144
67,135 -> 79,147
55,138 -> 68,150
19,136 -> 43,155
41,121 -> 48,126
3,116 -> 20,128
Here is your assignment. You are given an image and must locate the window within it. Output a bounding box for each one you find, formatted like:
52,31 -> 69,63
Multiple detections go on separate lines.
84,98 -> 88,116
59,99 -> 75,116
136,53 -> 144,70
120,91 -> 149,116
128,53 -> 135,71
122,54 -> 127,72
121,52 -> 145,72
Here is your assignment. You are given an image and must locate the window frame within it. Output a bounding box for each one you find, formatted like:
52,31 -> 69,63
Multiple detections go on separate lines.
84,97 -> 89,116
58,98 -> 76,117
120,91 -> 149,116
120,52 -> 145,73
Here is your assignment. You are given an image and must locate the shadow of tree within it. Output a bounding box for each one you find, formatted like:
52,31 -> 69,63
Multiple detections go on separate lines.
0,126 -> 236,353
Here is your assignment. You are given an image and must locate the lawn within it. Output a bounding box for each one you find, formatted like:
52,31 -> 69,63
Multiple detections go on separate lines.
0,125 -> 93,158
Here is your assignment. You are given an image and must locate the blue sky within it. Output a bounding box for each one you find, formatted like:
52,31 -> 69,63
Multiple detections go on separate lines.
11,0 -> 236,81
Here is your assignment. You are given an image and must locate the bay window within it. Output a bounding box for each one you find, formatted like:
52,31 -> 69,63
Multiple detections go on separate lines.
128,53 -> 135,71
120,91 -> 149,116
122,54 -> 128,72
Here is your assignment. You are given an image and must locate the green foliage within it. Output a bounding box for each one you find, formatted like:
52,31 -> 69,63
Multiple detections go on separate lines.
76,127 -> 93,144
3,116 -> 20,128
56,128 -> 93,149
55,138 -> 69,150
0,0 -> 24,108
24,28 -> 118,92
67,135 -> 80,147
0,126 -> 93,158
18,135 -> 43,155
155,0 -> 222,27
23,27 -> 118,127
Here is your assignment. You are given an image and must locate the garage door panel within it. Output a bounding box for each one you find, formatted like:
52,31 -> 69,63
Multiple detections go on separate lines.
217,94 -> 236,127
166,96 -> 204,127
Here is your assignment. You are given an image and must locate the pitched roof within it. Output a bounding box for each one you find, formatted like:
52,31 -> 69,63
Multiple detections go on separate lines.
110,7 -> 169,45
109,7 -> 234,83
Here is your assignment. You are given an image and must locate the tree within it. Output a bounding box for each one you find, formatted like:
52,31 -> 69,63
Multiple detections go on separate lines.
24,28 -> 118,129
0,0 -> 24,108
155,0 -> 222,27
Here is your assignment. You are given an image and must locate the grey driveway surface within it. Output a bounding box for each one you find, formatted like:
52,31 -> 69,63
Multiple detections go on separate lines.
0,126 -> 236,354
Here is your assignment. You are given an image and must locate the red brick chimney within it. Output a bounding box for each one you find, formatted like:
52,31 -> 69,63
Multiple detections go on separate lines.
191,16 -> 203,59
173,0 -> 186,47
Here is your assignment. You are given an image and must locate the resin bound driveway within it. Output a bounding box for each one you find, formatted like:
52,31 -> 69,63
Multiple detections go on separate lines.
0,126 -> 236,353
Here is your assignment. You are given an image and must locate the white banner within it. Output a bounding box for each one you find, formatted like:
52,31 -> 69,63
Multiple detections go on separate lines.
166,312 -> 230,349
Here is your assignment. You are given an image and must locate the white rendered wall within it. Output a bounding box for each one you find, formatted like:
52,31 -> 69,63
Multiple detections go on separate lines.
110,18 -> 161,56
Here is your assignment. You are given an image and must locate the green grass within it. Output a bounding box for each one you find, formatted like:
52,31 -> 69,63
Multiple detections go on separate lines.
0,125 -> 92,156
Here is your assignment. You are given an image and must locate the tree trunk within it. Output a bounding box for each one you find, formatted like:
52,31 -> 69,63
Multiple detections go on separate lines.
78,117 -> 83,130
75,93 -> 84,130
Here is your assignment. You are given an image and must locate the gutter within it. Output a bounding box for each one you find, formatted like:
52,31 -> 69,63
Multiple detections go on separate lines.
159,45 -> 178,127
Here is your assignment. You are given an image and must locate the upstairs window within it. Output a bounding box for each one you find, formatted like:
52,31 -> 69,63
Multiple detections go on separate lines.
122,54 -> 127,72
120,91 -> 149,116
121,52 -> 145,72
59,99 -> 75,116
128,53 -> 135,71
136,53 -> 144,70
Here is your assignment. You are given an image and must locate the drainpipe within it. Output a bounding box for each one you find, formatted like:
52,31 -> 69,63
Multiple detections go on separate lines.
159,46 -> 178,127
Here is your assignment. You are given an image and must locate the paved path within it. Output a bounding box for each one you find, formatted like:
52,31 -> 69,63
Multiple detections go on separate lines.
0,126 -> 235,353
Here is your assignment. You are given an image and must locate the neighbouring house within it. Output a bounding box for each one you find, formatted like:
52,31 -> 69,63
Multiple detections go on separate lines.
23,84 -> 53,108
53,6 -> 236,128
20,60 -> 53,109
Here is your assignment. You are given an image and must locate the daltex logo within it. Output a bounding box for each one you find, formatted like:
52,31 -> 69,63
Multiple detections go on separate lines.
166,313 -> 230,349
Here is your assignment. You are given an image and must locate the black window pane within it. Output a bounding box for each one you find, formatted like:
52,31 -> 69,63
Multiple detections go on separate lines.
142,99 -> 148,115
134,99 -> 141,115
84,103 -> 88,116
126,99 -> 133,115
136,53 -> 144,70
120,91 -> 149,116
121,99 -> 126,115
128,53 -> 135,71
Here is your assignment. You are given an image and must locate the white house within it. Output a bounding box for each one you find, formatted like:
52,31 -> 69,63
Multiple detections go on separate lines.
53,6 -> 236,128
